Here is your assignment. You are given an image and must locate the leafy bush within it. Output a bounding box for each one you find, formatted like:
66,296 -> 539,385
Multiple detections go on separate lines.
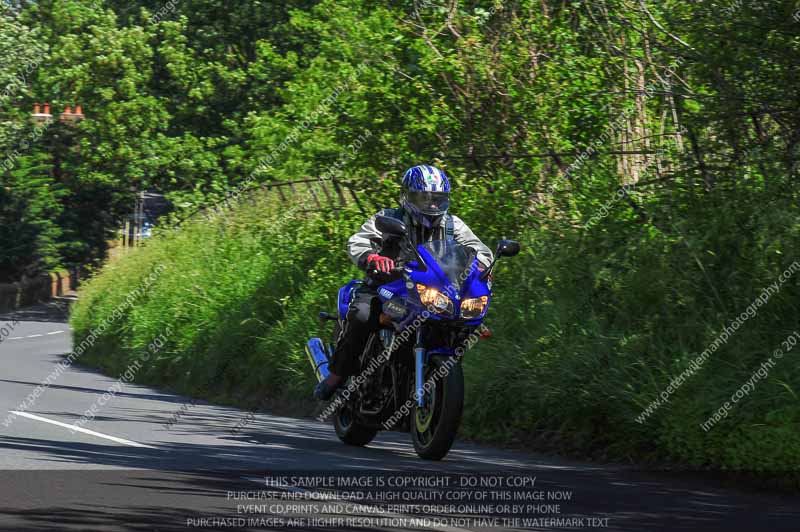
71,191 -> 362,409
72,184 -> 800,473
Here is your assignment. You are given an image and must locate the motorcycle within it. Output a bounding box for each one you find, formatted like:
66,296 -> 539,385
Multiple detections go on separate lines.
306,215 -> 520,460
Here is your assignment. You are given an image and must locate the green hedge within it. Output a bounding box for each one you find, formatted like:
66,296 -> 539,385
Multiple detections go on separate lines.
71,188 -> 800,474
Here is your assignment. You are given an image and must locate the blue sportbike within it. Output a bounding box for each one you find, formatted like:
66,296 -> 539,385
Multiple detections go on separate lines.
307,215 -> 520,460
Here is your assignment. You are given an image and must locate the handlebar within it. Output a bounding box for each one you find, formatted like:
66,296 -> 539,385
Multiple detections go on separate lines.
366,264 -> 406,279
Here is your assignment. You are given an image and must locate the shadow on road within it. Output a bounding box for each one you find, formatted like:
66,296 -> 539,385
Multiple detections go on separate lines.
0,378 -> 193,406
2,302 -> 798,531
1,422 -> 798,531
0,300 -> 70,324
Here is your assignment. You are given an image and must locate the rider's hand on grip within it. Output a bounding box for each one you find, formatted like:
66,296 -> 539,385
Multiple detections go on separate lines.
367,253 -> 395,274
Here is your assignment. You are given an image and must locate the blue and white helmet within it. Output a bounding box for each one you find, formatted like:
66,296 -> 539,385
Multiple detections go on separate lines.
401,165 -> 451,228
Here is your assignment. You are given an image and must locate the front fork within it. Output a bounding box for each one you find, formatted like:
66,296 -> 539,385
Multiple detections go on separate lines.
415,327 -> 427,407
415,346 -> 426,407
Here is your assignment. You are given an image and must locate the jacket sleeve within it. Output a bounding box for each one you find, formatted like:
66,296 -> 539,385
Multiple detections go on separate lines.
452,215 -> 494,269
347,210 -> 386,269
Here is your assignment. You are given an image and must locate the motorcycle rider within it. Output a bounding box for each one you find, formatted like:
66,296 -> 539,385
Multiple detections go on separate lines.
314,165 -> 493,401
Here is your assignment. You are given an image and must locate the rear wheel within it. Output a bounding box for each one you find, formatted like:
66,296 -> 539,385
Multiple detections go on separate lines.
332,331 -> 380,446
411,356 -> 464,460
333,401 -> 377,446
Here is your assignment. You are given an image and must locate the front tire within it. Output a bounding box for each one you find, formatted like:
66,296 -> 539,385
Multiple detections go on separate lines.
411,357 -> 464,460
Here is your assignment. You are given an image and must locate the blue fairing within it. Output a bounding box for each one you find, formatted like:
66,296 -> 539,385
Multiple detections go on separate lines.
377,278 -> 408,301
409,247 -> 491,321
338,280 -> 363,320
335,241 -> 492,328
461,262 -> 491,300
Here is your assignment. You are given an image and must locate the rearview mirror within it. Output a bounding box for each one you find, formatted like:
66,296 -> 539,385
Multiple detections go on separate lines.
375,215 -> 407,237
495,239 -> 521,258
480,239 -> 521,281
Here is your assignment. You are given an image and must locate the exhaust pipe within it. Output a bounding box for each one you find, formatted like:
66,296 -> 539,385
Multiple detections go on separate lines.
305,338 -> 330,382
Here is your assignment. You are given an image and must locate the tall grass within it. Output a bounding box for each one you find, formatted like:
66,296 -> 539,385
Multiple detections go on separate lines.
71,187 -> 800,472
71,192 -> 360,409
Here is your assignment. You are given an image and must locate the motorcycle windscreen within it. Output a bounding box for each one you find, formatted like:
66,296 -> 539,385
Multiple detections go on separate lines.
418,239 -> 476,291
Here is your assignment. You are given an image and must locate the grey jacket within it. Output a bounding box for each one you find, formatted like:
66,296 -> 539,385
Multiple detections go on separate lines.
347,208 -> 494,270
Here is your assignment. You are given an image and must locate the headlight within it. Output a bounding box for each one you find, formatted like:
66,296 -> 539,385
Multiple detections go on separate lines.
416,284 -> 453,314
460,296 -> 488,319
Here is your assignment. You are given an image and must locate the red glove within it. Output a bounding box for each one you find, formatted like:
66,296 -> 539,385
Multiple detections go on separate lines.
367,254 -> 395,274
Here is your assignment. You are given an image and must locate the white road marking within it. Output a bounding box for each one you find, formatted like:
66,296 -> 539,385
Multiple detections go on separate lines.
241,476 -> 471,532
3,331 -> 64,340
8,411 -> 156,449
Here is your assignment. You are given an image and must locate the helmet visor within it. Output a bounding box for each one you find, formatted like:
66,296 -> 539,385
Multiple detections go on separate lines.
406,190 -> 450,216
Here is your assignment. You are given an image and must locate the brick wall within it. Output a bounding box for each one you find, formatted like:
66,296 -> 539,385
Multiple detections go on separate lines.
0,269 -> 79,312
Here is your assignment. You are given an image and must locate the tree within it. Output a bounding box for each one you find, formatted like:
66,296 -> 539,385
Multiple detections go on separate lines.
0,151 -> 62,281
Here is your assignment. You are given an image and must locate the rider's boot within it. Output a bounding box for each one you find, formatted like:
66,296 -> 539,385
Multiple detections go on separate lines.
313,372 -> 342,401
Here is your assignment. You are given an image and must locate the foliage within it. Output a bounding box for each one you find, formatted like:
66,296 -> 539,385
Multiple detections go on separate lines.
70,191 -> 361,406
14,0 -> 800,473
71,183 -> 800,472
0,7 -> 58,279
0,151 -> 62,279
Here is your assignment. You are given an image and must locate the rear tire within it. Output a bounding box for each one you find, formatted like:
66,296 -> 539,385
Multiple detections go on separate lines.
331,329 -> 379,447
411,357 -> 464,460
333,401 -> 377,447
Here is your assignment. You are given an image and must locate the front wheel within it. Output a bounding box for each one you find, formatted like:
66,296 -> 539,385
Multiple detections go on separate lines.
411,357 -> 464,460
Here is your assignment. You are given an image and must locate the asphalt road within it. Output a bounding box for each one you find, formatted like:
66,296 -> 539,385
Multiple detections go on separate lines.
0,302 -> 797,532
